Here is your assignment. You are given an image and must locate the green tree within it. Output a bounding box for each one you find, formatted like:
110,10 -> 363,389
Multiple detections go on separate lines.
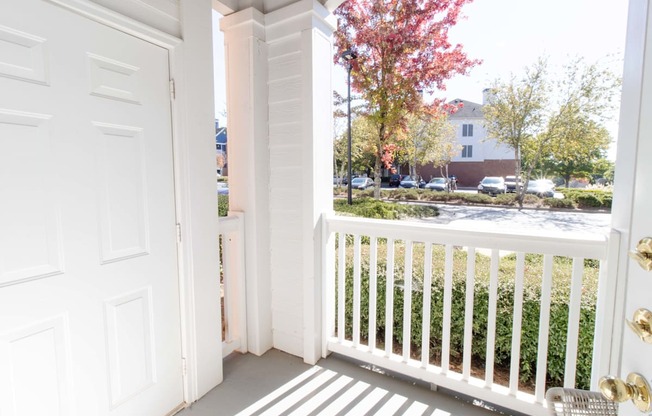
403,108 -> 458,178
484,57 -> 620,207
334,115 -> 380,181
482,58 -> 548,207
591,158 -> 615,184
541,117 -> 611,186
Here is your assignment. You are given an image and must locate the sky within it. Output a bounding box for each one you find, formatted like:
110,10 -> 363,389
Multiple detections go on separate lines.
213,1 -> 630,154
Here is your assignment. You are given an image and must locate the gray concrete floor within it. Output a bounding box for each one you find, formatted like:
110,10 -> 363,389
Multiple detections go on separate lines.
177,349 -> 503,416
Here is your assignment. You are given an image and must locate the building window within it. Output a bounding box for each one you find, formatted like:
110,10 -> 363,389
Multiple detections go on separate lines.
462,123 -> 473,137
462,145 -> 473,158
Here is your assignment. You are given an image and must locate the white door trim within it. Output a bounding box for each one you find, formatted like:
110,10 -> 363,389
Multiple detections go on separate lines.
44,0 -> 222,405
610,0 -> 649,378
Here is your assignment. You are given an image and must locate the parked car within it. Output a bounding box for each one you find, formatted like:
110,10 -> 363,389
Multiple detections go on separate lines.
389,174 -> 404,187
425,177 -> 450,192
399,175 -> 426,188
504,175 -> 523,193
217,182 -> 229,195
526,179 -> 555,198
333,176 -> 347,186
351,177 -> 374,190
478,176 -> 506,196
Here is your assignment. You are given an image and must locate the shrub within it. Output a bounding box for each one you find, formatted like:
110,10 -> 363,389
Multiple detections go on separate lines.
576,193 -> 603,208
334,198 -> 438,219
218,195 -> 229,217
460,193 -> 493,204
522,194 -> 541,205
544,198 -> 575,209
392,188 -> 421,201
493,193 -> 517,205
558,188 -> 612,209
421,191 -> 455,202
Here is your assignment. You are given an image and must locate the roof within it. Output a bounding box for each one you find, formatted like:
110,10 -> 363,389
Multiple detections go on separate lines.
448,99 -> 483,118
216,127 -> 227,144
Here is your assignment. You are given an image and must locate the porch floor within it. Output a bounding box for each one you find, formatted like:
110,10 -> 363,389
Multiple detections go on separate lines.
177,349 -> 503,416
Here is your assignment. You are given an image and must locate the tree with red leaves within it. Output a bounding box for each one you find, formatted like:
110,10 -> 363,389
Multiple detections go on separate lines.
334,0 -> 479,198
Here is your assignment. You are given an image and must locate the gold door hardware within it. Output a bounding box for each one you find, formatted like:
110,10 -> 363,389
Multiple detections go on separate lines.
599,372 -> 652,412
627,308 -> 652,344
629,237 -> 652,272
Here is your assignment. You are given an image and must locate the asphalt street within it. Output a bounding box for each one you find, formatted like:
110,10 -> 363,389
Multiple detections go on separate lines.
409,204 -> 611,234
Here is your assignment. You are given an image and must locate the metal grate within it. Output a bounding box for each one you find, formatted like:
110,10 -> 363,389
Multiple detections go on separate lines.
546,387 -> 618,416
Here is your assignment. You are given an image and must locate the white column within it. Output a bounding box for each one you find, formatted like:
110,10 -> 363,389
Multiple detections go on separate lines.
265,0 -> 335,363
221,8 -> 273,356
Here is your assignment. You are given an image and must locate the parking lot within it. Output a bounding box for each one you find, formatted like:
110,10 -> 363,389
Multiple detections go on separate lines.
410,203 -> 611,234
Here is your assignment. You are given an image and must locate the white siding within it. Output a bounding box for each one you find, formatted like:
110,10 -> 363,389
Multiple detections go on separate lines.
450,117 -> 514,162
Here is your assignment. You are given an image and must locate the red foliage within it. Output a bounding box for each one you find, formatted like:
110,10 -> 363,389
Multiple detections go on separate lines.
334,0 -> 480,167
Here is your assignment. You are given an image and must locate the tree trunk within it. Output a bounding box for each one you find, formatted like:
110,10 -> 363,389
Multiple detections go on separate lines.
514,147 -> 524,209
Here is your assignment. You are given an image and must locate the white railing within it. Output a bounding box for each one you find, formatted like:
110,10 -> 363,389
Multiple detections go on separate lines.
218,212 -> 247,357
322,214 -> 619,416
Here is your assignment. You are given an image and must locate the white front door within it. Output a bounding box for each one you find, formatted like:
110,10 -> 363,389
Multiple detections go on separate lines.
0,1 -> 184,415
612,0 -> 652,414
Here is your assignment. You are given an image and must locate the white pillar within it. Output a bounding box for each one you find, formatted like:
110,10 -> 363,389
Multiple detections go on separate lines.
265,0 -> 335,363
221,8 -> 273,356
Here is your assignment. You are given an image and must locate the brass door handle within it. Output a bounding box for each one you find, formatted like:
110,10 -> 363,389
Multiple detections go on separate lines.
627,308 -> 652,343
599,373 -> 652,412
629,237 -> 652,271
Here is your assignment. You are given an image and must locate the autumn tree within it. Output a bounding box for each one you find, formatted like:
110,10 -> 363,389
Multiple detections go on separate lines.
334,0 -> 479,198
483,57 -> 620,207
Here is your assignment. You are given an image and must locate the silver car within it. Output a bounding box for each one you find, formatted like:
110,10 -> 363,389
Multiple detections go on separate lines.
478,176 -> 506,196
351,177 -> 374,190
425,177 -> 450,192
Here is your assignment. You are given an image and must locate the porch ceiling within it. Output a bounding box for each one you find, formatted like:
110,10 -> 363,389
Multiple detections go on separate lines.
177,349 -> 502,415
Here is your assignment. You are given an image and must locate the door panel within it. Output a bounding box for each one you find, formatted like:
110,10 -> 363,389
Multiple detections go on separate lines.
0,1 -> 183,415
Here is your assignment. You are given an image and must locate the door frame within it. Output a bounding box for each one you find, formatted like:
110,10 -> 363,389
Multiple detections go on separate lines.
609,0 -> 649,379
45,0 -> 222,404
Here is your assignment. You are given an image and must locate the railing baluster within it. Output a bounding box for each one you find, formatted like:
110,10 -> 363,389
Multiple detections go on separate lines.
402,240 -> 413,362
463,247 -> 476,380
369,237 -> 378,352
564,257 -> 584,388
485,249 -> 499,387
442,244 -> 454,374
322,216 -> 614,416
353,235 -> 362,347
385,238 -> 395,357
422,243 -> 433,368
535,254 -> 554,402
510,252 -> 525,395
337,233 -> 346,343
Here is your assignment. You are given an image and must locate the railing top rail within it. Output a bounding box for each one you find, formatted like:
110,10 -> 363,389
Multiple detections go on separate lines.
217,212 -> 244,234
324,213 -> 610,260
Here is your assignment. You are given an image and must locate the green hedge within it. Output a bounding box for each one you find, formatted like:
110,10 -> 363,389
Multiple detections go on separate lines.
558,189 -> 612,209
335,187 -> 613,211
334,198 -> 438,219
218,195 -> 229,217
338,246 -> 597,390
